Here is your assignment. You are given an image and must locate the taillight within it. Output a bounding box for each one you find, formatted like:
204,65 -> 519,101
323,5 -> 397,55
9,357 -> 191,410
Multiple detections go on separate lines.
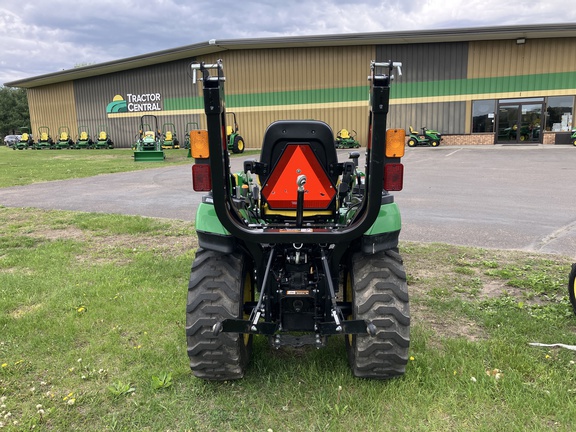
191,129 -> 211,191
384,163 -> 404,191
192,164 -> 211,191
385,128 -> 405,157
191,130 -> 210,158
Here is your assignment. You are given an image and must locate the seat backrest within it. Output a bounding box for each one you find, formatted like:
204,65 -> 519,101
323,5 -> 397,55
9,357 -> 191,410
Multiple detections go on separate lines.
338,129 -> 350,139
60,131 -> 69,141
259,120 -> 338,212
80,131 -> 88,140
409,126 -> 417,134
226,125 -> 233,136
165,131 -> 173,141
40,132 -> 48,141
99,131 -> 107,140
21,133 -> 29,141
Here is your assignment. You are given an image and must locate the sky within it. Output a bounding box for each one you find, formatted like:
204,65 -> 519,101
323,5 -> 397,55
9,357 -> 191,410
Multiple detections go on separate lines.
2,0 -> 576,86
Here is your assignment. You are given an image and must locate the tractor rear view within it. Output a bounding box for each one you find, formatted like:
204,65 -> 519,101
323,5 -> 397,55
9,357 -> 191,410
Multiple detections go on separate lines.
187,60 -> 409,380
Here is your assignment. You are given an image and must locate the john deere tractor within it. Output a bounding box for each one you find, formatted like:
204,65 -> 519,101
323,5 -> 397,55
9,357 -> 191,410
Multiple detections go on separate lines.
14,127 -> 34,150
160,122 -> 180,149
226,112 -> 245,153
133,115 -> 165,161
187,60 -> 409,381
55,126 -> 75,149
75,126 -> 93,149
33,126 -> 54,150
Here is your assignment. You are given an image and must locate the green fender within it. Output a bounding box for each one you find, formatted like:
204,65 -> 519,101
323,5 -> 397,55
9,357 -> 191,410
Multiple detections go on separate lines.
361,202 -> 402,254
195,202 -> 235,253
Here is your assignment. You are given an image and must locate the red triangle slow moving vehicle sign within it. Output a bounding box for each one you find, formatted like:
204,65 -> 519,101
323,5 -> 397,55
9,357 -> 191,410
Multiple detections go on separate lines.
261,144 -> 335,210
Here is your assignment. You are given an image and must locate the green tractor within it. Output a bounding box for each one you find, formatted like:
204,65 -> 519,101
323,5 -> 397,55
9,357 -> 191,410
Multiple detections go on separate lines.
160,122 -> 180,149
571,127 -> 576,146
55,126 -> 75,149
187,60 -> 409,380
33,126 -> 54,150
75,125 -> 93,149
14,127 -> 34,150
183,122 -> 200,149
94,125 -> 114,149
133,115 -> 165,162
226,112 -> 245,153
335,128 -> 360,148
407,126 -> 442,147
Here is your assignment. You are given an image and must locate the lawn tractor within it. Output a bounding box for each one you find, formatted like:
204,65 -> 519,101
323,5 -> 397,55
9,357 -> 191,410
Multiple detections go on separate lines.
160,123 -> 180,149
407,126 -> 442,147
94,125 -> 114,149
186,60 -> 409,381
55,126 -> 75,149
75,125 -> 93,149
133,115 -> 165,161
226,112 -> 245,153
571,127 -> 576,146
335,128 -> 360,148
14,127 -> 34,150
33,126 -> 54,150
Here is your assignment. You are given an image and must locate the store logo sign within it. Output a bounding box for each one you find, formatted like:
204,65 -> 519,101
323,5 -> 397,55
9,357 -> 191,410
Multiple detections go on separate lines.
106,93 -> 163,114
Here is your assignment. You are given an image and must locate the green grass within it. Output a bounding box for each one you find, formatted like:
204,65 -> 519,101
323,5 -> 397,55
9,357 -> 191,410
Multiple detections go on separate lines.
0,146 -> 260,187
1,207 -> 575,431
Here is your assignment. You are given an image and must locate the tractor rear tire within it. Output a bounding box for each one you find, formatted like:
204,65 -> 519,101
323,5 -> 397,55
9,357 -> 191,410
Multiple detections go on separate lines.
232,135 -> 245,153
346,249 -> 410,379
569,263 -> 576,315
186,248 -> 253,380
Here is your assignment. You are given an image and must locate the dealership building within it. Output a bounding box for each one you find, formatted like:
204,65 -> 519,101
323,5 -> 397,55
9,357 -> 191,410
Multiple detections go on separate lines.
5,23 -> 576,148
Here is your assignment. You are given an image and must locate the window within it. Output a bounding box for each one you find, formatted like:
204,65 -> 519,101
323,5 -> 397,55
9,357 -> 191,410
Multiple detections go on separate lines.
472,100 -> 495,133
546,96 -> 573,132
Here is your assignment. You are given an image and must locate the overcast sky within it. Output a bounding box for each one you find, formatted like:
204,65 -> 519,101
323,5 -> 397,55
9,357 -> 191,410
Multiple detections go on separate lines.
2,0 -> 576,85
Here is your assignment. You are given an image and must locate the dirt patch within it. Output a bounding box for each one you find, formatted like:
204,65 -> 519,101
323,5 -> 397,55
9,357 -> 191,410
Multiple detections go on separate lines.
411,302 -> 487,344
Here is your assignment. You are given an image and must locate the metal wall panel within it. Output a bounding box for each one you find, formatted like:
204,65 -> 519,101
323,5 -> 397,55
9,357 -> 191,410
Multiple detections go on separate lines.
73,58 -> 201,147
27,82 -> 77,141
468,38 -> 576,78
377,42 -> 468,83
195,46 -> 376,148
376,43 -> 468,134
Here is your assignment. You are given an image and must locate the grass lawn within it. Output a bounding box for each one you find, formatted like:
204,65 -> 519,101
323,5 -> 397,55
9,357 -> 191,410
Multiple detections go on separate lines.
0,146 -> 260,187
1,148 -> 576,431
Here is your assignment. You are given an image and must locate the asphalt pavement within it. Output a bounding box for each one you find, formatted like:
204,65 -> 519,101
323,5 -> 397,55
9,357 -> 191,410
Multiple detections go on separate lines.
1,145 -> 575,257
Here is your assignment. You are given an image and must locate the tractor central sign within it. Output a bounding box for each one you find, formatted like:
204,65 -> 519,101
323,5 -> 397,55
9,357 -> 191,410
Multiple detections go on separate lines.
106,93 -> 163,114
126,93 -> 162,112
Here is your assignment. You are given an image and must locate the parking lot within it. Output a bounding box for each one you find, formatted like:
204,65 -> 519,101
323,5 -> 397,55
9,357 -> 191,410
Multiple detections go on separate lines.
0,145 -> 574,257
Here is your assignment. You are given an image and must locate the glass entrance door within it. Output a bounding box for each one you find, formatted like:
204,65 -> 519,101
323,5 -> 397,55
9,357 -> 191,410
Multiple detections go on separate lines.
496,99 -> 543,144
497,104 -> 520,143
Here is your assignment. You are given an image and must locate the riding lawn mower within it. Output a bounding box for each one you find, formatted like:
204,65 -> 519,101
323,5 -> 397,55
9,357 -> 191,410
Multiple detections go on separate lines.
186,59 -> 409,381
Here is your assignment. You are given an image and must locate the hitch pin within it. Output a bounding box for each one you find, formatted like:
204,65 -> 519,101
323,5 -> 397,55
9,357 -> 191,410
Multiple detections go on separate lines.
331,309 -> 342,332
250,310 -> 262,332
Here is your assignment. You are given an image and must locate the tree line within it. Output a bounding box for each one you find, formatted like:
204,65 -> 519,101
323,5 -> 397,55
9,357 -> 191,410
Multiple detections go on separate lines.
0,87 -> 30,137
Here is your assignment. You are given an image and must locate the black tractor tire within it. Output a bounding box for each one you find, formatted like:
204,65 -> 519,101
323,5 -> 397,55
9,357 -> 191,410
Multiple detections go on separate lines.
407,138 -> 417,147
569,263 -> 576,315
572,139 -> 576,146
346,249 -> 410,379
232,135 -> 245,153
186,248 -> 253,380
431,139 -> 440,147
